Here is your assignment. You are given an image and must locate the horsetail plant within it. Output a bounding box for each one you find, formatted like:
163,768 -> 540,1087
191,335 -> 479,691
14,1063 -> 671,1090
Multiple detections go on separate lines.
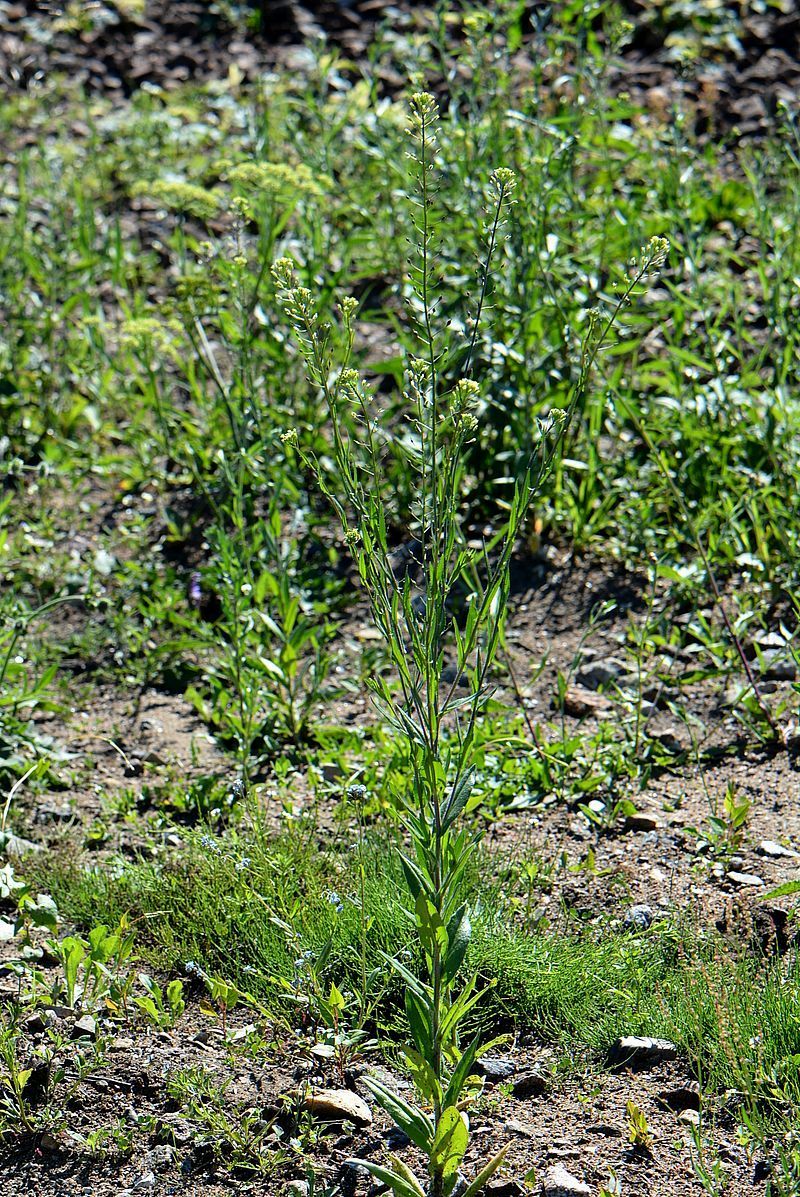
273,91 -> 668,1197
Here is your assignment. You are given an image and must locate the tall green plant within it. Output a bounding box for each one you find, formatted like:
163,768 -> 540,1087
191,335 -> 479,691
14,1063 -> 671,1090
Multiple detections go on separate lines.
273,91 -> 667,1197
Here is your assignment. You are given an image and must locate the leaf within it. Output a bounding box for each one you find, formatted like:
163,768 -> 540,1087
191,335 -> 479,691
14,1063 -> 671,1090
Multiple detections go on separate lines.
405,988 -> 433,1057
403,1047 -> 442,1105
443,1031 -> 482,1109
443,904 -> 471,984
344,1158 -> 424,1197
360,1076 -> 434,1153
28,893 -> 58,930
381,950 -> 428,999
461,1143 -> 510,1197
415,892 -> 447,959
440,768 -> 475,832
763,880 -> 800,899
429,1106 -> 469,1182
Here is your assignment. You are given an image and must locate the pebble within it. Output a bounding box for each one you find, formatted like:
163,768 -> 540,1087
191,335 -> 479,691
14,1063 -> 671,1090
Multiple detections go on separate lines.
757,650 -> 796,681
305,1089 -> 372,1126
511,1069 -> 549,1098
146,1144 -> 176,1171
72,1014 -> 97,1039
286,1183 -> 310,1197
479,1056 -> 516,1082
678,1109 -> 701,1127
759,840 -> 799,859
608,1036 -> 679,1068
486,1181 -> 524,1196
35,803 -> 73,824
625,812 -> 661,832
575,658 -> 628,690
542,1164 -> 592,1196
727,871 -> 765,888
0,832 -> 42,855
562,686 -> 612,717
624,904 -> 655,931
504,1118 -> 537,1138
131,1175 -> 156,1193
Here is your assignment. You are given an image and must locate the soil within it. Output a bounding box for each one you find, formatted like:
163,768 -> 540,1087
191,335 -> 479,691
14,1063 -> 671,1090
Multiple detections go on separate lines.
3,523 -> 799,1195
0,0 -> 799,139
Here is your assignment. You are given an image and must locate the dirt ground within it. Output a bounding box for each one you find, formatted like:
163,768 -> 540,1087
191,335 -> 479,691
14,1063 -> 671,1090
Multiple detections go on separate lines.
1,0 -> 799,139
2,530 -> 798,1195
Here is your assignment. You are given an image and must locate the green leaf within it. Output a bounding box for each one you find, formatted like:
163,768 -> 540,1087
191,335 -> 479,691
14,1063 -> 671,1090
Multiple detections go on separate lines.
381,950 -> 428,999
461,1143 -> 510,1197
443,1031 -> 482,1109
360,1076 -> 434,1153
430,1106 -> 469,1182
415,892 -> 447,959
344,1159 -> 424,1197
440,767 -> 475,832
405,988 -> 433,1057
443,904 -> 471,984
403,1047 -> 442,1105
27,893 -> 58,930
763,880 -> 800,899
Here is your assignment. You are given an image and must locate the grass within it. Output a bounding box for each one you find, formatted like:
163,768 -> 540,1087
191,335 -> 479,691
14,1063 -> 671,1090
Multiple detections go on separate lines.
1,0 -> 799,1191
38,825 -> 800,1101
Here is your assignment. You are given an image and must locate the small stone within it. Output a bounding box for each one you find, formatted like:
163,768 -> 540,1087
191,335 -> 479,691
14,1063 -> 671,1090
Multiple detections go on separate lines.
758,840 -> 799,859
35,803 -> 73,824
155,1116 -> 193,1146
110,1037 -> 134,1051
478,1056 -> 516,1082
486,1181 -> 524,1197
39,1131 -> 61,1152
658,1086 -> 700,1112
624,904 -> 655,931
727,871 -> 764,888
625,813 -> 661,832
286,1182 -> 310,1197
608,1036 -> 678,1068
575,658 -> 628,690
754,631 -> 788,651
757,650 -> 796,681
131,1174 -> 156,1193
542,1164 -> 592,1196
561,686 -> 612,718
72,1015 -> 97,1039
511,1069 -> 548,1098
24,1012 -> 45,1034
678,1109 -> 701,1127
0,832 -> 42,855
504,1119 -> 537,1138
305,1089 -> 372,1126
146,1144 -> 176,1171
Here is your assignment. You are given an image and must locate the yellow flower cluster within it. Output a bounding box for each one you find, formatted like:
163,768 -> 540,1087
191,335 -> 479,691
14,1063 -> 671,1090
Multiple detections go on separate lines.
132,179 -> 222,221
223,161 -> 331,200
